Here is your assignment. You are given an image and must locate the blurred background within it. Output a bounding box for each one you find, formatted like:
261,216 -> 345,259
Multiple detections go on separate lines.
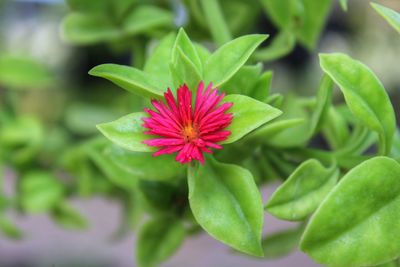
0,0 -> 399,266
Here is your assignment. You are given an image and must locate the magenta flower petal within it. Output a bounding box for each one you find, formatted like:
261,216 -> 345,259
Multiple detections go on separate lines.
142,82 -> 233,164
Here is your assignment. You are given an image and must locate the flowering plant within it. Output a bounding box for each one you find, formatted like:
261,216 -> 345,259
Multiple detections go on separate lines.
0,1 -> 399,267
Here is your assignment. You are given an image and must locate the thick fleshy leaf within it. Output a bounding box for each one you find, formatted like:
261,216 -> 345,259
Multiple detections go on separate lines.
188,157 -> 264,256
89,64 -> 164,99
61,13 -> 119,44
266,159 -> 339,221
300,157 -> 400,267
84,138 -> 137,190
170,47 -> 201,92
250,70 -> 273,102
103,145 -> 183,181
204,34 -> 268,87
172,28 -> 202,73
123,6 -> 174,35
96,112 -> 155,152
137,217 -> 185,267
253,31 -> 296,62
200,0 -> 232,46
320,53 -> 396,155
221,94 -> 282,144
220,64 -> 262,95
144,33 -> 175,87
260,0 -> 332,49
262,226 -> 303,259
20,171 -> 64,213
371,3 -> 400,34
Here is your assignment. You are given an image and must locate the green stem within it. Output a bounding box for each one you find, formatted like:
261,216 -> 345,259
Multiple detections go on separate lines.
200,0 -> 232,46
131,39 -> 146,69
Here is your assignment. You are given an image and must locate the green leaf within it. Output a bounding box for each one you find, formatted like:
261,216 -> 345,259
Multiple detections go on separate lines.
188,157 -> 264,256
320,53 -> 396,155
221,94 -> 282,144
371,3 -> 400,34
0,55 -> 53,89
249,70 -> 273,102
246,118 -> 305,142
85,138 -> 137,190
262,226 -> 303,259
253,31 -> 296,62
266,159 -> 339,221
200,0 -> 232,46
300,157 -> 400,267
20,171 -> 64,213
104,145 -> 183,181
61,13 -> 119,45
339,0 -> 348,11
123,6 -> 174,35
137,217 -> 185,267
260,0 -> 293,29
89,64 -> 165,98
52,202 -> 88,230
297,0 -> 333,49
0,217 -> 23,239
172,28 -> 202,73
204,34 -> 268,87
96,112 -> 155,153
144,33 -> 175,88
170,47 -> 202,92
220,64 -> 262,95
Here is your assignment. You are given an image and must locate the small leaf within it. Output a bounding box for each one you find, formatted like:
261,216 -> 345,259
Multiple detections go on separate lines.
137,217 -> 185,267
144,33 -> 175,88
85,138 -> 137,190
300,157 -> 400,267
320,53 -> 396,155
89,64 -> 165,99
204,34 -> 268,87
371,3 -> 400,34
188,157 -> 264,256
221,94 -> 282,144
104,145 -> 183,181
220,63 -> 262,95
250,70 -> 273,102
123,6 -> 174,35
52,202 -> 88,230
20,171 -> 64,213
170,47 -> 202,91
172,28 -> 202,73
262,226 -> 303,259
266,159 -> 339,221
200,0 -> 232,46
253,31 -> 296,62
61,13 -> 119,45
96,112 -> 155,153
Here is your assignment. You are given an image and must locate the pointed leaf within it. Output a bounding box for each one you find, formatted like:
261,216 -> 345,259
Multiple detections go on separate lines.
89,64 -> 164,99
222,94 -> 282,144
96,112 -> 155,152
320,53 -> 396,155
371,3 -> 400,34
137,217 -> 185,267
266,159 -> 339,221
204,34 -> 268,87
188,157 -> 264,256
300,157 -> 400,267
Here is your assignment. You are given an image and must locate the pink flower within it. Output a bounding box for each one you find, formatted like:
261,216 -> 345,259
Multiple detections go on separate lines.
142,82 -> 233,164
